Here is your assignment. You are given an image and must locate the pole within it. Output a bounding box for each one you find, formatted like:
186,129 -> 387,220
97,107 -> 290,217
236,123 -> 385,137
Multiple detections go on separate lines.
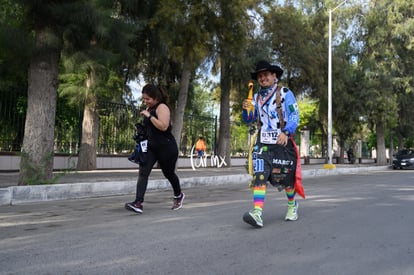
328,9 -> 333,166
325,0 -> 347,169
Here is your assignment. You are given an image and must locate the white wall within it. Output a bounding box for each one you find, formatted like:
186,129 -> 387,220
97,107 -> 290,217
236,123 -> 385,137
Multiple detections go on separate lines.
0,155 -> 248,171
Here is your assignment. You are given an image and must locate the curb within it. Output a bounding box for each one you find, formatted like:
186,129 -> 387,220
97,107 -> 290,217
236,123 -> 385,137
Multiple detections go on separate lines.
0,166 -> 388,205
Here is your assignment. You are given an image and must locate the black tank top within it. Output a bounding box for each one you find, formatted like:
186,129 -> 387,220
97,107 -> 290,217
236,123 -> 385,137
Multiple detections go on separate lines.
144,103 -> 176,146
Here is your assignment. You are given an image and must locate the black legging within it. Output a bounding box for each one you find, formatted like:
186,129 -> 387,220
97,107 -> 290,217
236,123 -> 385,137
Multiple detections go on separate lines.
135,142 -> 181,203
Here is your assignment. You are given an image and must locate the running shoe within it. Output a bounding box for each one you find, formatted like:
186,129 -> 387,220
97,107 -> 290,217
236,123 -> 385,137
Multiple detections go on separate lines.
125,201 -> 143,214
243,209 -> 263,228
285,201 -> 298,221
172,192 -> 185,210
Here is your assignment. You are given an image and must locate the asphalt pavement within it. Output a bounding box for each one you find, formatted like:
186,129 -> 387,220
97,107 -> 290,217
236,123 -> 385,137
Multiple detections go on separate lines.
0,163 -> 389,205
1,170 -> 413,274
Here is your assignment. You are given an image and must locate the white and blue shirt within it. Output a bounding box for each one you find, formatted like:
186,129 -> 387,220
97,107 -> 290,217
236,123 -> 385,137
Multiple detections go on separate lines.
242,85 -> 299,143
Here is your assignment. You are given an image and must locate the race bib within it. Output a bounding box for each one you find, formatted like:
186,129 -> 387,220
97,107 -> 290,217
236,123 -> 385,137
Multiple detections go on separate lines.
260,129 -> 281,144
140,140 -> 148,152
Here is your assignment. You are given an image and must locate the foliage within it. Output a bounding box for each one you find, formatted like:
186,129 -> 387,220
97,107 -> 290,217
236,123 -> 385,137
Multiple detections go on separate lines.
0,0 -> 30,150
0,0 -> 31,79
231,122 -> 249,155
356,0 -> 414,163
180,82 -> 217,153
54,95 -> 81,154
1,0 -> 414,170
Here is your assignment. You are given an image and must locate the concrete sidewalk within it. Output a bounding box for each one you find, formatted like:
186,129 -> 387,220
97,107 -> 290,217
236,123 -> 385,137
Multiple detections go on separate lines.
0,164 -> 389,205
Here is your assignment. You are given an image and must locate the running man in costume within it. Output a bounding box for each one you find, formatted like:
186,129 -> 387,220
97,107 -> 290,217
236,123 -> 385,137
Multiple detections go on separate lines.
242,60 -> 304,228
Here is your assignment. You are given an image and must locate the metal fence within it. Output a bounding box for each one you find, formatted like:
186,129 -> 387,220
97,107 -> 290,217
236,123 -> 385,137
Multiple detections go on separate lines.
180,114 -> 217,156
0,90 -> 26,152
0,92 -> 140,155
0,92 -> 219,156
53,101 -> 142,155
96,101 -> 139,155
4,92 -> 371,158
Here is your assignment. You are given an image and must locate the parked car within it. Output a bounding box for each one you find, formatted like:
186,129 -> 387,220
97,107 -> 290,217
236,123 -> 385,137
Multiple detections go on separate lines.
392,149 -> 414,170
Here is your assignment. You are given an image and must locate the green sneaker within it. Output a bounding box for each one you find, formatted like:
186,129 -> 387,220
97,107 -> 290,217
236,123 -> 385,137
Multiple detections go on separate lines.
243,209 -> 263,228
285,201 -> 298,221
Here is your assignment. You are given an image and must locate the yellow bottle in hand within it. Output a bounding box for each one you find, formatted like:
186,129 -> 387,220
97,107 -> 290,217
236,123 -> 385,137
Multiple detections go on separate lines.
246,80 -> 255,119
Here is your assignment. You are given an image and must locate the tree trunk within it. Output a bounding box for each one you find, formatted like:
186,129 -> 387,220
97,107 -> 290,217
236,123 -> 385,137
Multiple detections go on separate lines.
171,55 -> 192,150
376,120 -> 387,165
77,72 -> 99,171
389,131 -> 394,161
19,28 -> 60,185
217,59 -> 231,167
77,100 -> 99,170
397,135 -> 404,150
339,138 -> 345,164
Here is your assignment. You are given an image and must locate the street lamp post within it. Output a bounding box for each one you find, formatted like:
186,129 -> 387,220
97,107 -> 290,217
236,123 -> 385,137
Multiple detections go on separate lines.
325,0 -> 347,169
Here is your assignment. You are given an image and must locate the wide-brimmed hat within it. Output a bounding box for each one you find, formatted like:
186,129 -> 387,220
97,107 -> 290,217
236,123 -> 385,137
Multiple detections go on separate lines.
250,60 -> 283,80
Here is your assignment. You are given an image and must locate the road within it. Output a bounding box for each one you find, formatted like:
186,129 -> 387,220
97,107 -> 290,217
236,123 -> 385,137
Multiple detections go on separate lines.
1,170 -> 413,275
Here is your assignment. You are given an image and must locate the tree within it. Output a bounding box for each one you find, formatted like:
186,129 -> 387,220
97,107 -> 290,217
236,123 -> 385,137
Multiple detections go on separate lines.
387,0 -> 414,150
265,5 -> 325,94
17,0 -> 136,183
331,51 -> 365,163
359,0 -> 413,165
17,0 -> 66,184
264,4 -> 330,156
59,2 -> 136,170
0,0 -> 30,152
211,0 -> 257,165
149,0 -> 219,148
